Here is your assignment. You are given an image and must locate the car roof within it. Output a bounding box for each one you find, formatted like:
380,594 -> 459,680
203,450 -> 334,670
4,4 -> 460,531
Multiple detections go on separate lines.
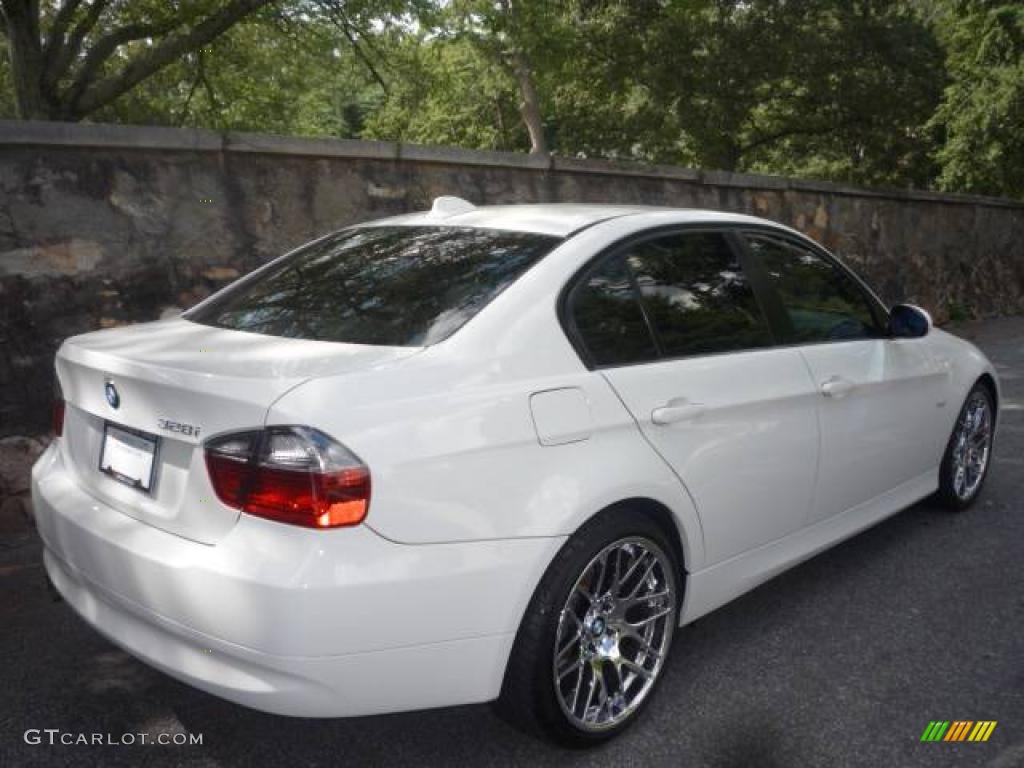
364,201 -> 785,238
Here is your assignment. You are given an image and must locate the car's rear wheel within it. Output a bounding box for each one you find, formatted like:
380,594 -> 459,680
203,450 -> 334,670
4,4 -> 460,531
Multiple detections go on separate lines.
497,509 -> 680,746
936,383 -> 994,510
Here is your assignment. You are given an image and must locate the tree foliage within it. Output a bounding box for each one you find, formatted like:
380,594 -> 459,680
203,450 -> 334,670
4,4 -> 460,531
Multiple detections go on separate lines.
0,0 -> 274,120
930,0 -> 1024,198
362,1 -> 950,188
89,7 -> 387,136
1,0 -> 1023,198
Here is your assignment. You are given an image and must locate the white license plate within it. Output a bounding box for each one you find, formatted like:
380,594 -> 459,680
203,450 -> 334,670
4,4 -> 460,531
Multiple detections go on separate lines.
99,423 -> 159,493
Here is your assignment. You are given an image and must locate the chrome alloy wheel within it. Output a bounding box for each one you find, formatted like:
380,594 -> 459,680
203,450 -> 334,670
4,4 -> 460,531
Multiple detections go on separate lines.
951,390 -> 993,501
552,537 -> 677,731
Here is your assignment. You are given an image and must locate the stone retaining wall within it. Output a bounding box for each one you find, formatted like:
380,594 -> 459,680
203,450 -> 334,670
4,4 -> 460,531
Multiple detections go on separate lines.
2,119 -> 1023,436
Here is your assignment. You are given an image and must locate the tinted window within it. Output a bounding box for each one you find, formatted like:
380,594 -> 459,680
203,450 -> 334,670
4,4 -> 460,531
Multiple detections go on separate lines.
627,232 -> 773,357
570,254 -> 658,367
188,226 -> 560,346
745,234 -> 882,343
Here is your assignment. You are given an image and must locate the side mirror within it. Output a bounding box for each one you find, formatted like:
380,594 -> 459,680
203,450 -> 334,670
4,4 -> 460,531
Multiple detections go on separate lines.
888,304 -> 932,338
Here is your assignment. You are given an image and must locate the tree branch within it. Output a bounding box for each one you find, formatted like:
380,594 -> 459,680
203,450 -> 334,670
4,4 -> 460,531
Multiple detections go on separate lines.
65,0 -> 272,119
739,120 -> 865,156
175,52 -> 204,127
45,0 -> 109,89
331,14 -> 389,94
42,0 -> 83,57
62,18 -> 185,109
197,51 -> 221,115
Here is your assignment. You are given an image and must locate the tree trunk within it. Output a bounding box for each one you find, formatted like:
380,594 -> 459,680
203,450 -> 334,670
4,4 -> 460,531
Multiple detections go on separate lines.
509,49 -> 547,155
2,0 -> 49,119
495,0 -> 547,155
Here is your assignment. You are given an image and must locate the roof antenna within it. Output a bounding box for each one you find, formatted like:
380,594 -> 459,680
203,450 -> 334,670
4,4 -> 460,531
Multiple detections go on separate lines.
430,196 -> 477,218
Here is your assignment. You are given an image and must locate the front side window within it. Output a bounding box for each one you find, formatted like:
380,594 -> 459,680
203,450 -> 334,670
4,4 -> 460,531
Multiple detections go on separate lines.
744,234 -> 883,343
626,232 -> 773,357
188,226 -> 560,346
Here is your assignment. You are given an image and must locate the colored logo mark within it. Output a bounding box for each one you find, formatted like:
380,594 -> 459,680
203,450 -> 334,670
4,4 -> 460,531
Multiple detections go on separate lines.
104,381 -> 120,409
921,721 -> 997,742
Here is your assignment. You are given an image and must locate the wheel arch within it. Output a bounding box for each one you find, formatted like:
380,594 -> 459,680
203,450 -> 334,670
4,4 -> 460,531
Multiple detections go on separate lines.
557,497 -> 691,609
602,497 -> 688,575
977,372 -> 999,426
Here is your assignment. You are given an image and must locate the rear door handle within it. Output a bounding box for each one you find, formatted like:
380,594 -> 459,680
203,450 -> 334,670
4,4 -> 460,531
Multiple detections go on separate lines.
651,398 -> 706,425
820,375 -> 856,399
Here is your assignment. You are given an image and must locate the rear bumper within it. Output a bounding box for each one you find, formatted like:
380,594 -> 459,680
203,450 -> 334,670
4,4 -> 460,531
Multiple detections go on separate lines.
31,443 -> 564,717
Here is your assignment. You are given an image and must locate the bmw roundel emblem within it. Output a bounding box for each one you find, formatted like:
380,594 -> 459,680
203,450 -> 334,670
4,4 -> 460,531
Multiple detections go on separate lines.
104,381 -> 120,409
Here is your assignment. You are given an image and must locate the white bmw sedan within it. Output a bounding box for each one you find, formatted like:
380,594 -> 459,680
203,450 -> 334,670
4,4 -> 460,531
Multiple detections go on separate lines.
32,199 -> 998,745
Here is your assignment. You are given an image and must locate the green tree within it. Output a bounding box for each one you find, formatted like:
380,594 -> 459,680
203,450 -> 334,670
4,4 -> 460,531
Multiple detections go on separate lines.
364,0 -> 559,153
540,1 -> 682,162
428,0 -> 552,154
644,1 -> 945,185
364,0 -> 681,158
363,1 -> 947,189
930,1 -> 1024,197
0,0 -> 274,120
364,33 -> 528,150
93,8 -> 387,136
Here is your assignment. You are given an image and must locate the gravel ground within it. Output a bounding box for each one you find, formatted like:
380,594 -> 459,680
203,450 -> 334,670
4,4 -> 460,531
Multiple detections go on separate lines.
1,317 -> 1022,768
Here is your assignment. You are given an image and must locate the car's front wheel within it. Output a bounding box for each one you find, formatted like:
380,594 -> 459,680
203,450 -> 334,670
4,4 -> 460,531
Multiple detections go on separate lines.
497,509 -> 680,746
937,382 -> 995,510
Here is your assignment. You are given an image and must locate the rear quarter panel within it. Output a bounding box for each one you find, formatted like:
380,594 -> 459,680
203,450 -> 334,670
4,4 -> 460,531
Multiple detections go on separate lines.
266,350 -> 707,570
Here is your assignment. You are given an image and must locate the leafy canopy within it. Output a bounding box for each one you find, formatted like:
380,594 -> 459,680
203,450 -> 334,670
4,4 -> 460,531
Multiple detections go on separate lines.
1,0 -> 1022,198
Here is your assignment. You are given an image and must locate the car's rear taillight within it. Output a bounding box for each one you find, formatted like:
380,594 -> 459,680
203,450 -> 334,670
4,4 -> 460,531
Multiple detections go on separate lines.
52,378 -> 65,437
204,427 -> 370,528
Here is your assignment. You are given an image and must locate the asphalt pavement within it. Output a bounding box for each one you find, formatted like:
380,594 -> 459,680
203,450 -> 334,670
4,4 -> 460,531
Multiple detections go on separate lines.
1,317 -> 1022,768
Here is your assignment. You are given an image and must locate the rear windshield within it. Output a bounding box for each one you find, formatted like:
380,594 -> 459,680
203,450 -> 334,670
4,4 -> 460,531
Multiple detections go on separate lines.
187,226 -> 561,346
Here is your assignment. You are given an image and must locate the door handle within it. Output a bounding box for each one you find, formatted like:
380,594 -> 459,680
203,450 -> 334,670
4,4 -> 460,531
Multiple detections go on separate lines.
820,376 -> 856,399
651,398 -> 706,425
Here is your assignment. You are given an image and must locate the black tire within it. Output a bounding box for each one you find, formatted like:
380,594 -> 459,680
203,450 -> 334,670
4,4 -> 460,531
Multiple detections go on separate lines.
935,382 -> 995,511
495,507 -> 682,747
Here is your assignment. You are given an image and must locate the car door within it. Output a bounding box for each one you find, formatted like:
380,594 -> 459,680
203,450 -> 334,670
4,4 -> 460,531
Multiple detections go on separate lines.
739,231 -> 949,524
564,228 -> 820,564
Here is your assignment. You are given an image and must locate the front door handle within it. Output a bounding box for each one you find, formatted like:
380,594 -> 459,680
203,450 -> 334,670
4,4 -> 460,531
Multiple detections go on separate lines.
820,375 -> 856,399
651,398 -> 706,425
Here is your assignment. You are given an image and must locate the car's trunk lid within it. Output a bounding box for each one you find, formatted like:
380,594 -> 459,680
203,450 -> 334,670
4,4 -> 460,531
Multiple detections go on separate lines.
55,317 -> 418,544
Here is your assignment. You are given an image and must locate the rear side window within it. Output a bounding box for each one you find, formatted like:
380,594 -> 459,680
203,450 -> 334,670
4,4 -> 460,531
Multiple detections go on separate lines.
744,234 -> 884,343
626,232 -> 773,357
567,230 -> 773,366
570,253 -> 659,367
188,226 -> 560,346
